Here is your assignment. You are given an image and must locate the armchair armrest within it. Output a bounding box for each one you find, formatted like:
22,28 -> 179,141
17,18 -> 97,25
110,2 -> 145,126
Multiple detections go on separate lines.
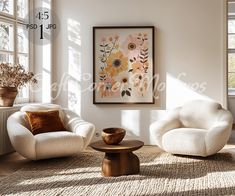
7,112 -> 36,160
150,110 -> 181,148
205,121 -> 232,155
63,109 -> 95,149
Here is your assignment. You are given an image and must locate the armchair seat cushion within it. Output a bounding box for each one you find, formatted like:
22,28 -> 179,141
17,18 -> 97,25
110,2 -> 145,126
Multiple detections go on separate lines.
35,131 -> 84,160
162,128 -> 207,156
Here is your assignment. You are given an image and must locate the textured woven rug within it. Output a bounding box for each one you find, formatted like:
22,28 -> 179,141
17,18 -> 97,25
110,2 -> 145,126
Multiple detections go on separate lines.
0,148 -> 235,196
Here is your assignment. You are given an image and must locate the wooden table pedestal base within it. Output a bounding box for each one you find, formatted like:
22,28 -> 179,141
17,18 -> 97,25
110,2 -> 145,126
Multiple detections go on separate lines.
102,152 -> 140,177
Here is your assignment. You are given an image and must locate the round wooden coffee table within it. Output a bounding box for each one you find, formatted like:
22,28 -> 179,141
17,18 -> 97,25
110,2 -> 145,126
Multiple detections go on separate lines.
90,140 -> 144,177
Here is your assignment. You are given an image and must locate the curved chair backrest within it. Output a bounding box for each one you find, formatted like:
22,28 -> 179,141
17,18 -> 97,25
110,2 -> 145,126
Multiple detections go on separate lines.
179,100 -> 231,130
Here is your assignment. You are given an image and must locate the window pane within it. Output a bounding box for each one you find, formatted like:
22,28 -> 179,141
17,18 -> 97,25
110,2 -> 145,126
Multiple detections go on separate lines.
228,73 -> 235,89
17,86 -> 29,100
228,53 -> 235,72
228,35 -> 235,49
0,52 -> 13,63
17,25 -> 28,53
17,0 -> 28,19
228,20 -> 235,33
0,22 -> 14,51
18,54 -> 28,69
228,2 -> 235,16
0,0 -> 13,15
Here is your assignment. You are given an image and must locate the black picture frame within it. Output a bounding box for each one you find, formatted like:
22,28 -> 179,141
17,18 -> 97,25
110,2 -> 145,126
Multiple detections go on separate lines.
93,26 -> 155,104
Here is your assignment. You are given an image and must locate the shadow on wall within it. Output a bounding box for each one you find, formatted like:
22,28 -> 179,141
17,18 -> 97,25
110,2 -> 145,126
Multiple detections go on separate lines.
53,18 -> 82,115
67,19 -> 82,115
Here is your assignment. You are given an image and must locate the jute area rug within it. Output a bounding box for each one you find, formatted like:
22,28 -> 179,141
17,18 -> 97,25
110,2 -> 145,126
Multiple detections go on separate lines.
0,147 -> 234,196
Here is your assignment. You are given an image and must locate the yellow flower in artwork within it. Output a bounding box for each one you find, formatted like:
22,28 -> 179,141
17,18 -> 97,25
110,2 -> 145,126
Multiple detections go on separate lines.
106,51 -> 128,77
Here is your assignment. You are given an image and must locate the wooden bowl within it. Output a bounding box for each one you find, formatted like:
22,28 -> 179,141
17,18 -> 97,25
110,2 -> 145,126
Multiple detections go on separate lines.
102,128 -> 126,145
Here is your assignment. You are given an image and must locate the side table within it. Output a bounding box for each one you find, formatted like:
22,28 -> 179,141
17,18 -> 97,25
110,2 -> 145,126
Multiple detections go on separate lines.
90,140 -> 144,177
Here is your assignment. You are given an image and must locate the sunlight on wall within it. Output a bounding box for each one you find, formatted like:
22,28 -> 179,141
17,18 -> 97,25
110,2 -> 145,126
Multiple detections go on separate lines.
42,0 -> 51,103
33,0 -> 51,103
121,110 -> 140,139
42,43 -> 51,102
166,73 -> 212,109
68,19 -> 81,46
67,19 -> 82,115
42,0 -> 50,7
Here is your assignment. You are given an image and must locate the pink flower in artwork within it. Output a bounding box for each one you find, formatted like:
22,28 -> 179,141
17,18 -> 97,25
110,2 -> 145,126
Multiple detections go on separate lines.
130,73 -> 149,96
98,77 -> 120,98
121,34 -> 142,58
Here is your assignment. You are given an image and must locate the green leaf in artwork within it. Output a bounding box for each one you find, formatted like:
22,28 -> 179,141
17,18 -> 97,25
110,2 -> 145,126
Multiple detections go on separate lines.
130,59 -> 134,63
128,69 -> 133,72
100,50 -> 105,52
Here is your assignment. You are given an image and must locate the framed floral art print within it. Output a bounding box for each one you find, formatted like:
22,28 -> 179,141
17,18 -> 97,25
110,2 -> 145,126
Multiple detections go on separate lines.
93,26 -> 155,104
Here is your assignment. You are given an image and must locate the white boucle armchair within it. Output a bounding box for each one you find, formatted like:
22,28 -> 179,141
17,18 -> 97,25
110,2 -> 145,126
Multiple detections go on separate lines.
150,100 -> 233,157
7,104 -> 95,160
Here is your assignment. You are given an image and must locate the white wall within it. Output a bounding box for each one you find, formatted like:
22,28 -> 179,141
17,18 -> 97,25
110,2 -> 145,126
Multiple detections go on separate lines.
33,0 -> 52,103
52,0 -> 226,144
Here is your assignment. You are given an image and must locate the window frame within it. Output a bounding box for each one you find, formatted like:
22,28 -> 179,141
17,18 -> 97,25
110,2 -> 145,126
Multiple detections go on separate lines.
228,1 -> 235,95
0,0 -> 33,103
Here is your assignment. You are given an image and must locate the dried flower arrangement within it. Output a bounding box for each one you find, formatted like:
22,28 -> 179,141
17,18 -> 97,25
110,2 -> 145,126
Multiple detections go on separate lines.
0,63 -> 37,89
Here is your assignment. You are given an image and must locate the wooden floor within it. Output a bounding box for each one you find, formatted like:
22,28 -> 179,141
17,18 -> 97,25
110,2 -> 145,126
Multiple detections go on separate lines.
0,142 -> 234,180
